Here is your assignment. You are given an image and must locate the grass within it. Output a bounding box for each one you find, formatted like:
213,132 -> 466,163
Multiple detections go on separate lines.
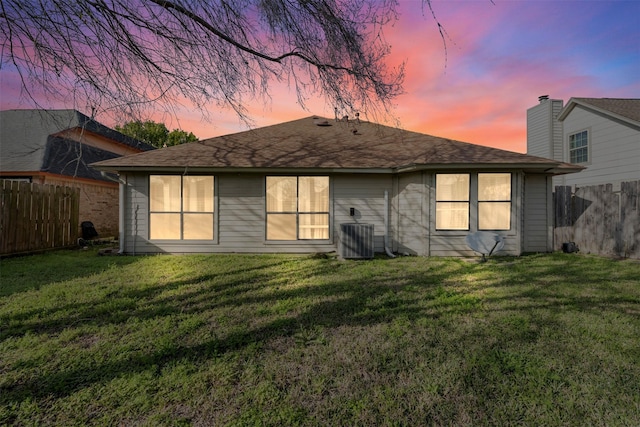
1,249 -> 639,426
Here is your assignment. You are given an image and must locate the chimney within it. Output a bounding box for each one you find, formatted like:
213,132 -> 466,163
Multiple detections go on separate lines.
527,97 -> 564,160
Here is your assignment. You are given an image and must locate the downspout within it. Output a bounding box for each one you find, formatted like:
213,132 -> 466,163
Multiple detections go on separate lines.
98,171 -> 127,254
118,176 -> 125,254
133,204 -> 139,256
118,180 -> 125,255
384,190 -> 396,258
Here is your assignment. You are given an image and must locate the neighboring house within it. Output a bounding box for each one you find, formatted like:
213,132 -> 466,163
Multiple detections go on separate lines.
527,97 -> 640,258
527,96 -> 640,189
93,116 -> 582,257
0,109 -> 154,238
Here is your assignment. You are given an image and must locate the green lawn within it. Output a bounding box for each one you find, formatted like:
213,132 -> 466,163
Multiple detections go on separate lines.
1,249 -> 639,426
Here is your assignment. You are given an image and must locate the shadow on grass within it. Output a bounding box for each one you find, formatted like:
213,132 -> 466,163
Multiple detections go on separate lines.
1,253 -> 638,409
0,256 -> 465,403
0,256 -> 299,340
0,247 -> 139,297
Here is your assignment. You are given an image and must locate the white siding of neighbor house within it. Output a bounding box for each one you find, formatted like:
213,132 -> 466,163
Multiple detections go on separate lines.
523,174 -> 552,252
554,106 -> 640,190
119,171 -> 544,256
527,99 -> 564,161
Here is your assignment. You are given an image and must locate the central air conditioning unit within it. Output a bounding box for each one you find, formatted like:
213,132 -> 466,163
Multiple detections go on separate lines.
339,223 -> 374,259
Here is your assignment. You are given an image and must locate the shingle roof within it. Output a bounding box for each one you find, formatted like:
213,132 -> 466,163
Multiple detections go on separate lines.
0,109 -> 154,181
93,116 -> 582,174
558,98 -> 640,124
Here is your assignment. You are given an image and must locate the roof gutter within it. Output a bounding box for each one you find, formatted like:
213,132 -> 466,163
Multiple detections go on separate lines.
91,165 -> 396,174
544,165 -> 586,175
393,162 -> 572,174
93,163 -> 585,176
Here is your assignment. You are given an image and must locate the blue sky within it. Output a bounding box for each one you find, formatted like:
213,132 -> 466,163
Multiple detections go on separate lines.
1,0 -> 638,152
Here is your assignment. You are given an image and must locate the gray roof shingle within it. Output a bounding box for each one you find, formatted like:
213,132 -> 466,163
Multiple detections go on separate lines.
0,109 -> 154,172
93,116 -> 582,174
560,98 -> 640,124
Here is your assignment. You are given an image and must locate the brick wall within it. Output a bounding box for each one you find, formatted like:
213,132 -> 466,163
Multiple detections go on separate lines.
78,182 -> 119,238
44,177 -> 119,238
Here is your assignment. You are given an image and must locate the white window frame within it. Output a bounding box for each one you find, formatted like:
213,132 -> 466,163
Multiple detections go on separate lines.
435,173 -> 513,232
435,173 -> 470,230
478,173 -> 512,231
265,176 -> 330,241
149,175 -> 216,241
568,129 -> 589,164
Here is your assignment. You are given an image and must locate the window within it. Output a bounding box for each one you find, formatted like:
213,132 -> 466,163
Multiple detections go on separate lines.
149,175 -> 214,240
266,176 -> 329,240
569,130 -> 588,163
478,173 -> 511,230
436,173 -> 512,231
436,174 -> 469,230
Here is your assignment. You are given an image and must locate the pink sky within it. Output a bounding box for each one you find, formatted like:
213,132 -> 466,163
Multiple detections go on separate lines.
1,1 -> 638,153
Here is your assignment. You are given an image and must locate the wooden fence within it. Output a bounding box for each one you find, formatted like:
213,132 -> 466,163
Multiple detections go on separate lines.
554,180 -> 639,259
1,180 -> 79,256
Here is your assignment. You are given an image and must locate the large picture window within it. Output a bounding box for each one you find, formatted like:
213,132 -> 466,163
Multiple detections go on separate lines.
436,174 -> 470,230
436,173 -> 512,231
478,173 -> 511,230
266,176 -> 329,240
569,130 -> 588,163
149,175 -> 214,240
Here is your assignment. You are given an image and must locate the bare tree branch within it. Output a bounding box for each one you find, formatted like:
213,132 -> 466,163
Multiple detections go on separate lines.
0,1 -> 452,125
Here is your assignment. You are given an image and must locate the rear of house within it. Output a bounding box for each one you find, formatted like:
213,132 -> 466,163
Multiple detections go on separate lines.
94,116 -> 581,257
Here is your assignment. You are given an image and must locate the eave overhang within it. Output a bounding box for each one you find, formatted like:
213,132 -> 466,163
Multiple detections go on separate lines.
93,162 -> 584,176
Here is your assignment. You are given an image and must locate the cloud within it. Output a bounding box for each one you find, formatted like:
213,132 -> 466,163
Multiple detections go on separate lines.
1,0 -> 638,154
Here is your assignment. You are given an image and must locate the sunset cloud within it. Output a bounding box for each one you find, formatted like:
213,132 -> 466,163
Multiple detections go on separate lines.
1,1 -> 638,154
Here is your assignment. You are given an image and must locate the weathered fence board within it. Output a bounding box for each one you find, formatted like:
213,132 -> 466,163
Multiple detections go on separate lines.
554,180 -> 640,258
1,180 -> 80,256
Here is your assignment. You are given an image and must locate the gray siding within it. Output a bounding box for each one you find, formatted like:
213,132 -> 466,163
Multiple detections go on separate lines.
333,174 -> 393,253
121,173 -> 394,254
119,171 -> 543,257
218,174 -> 264,248
554,106 -> 640,190
523,174 -> 551,252
396,172 -> 428,255
428,172 -> 523,257
121,173 -> 150,254
527,99 -> 564,161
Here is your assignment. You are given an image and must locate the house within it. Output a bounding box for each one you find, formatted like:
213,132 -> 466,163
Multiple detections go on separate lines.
93,116 -> 582,257
0,109 -> 154,238
527,97 -> 640,258
527,96 -> 640,190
